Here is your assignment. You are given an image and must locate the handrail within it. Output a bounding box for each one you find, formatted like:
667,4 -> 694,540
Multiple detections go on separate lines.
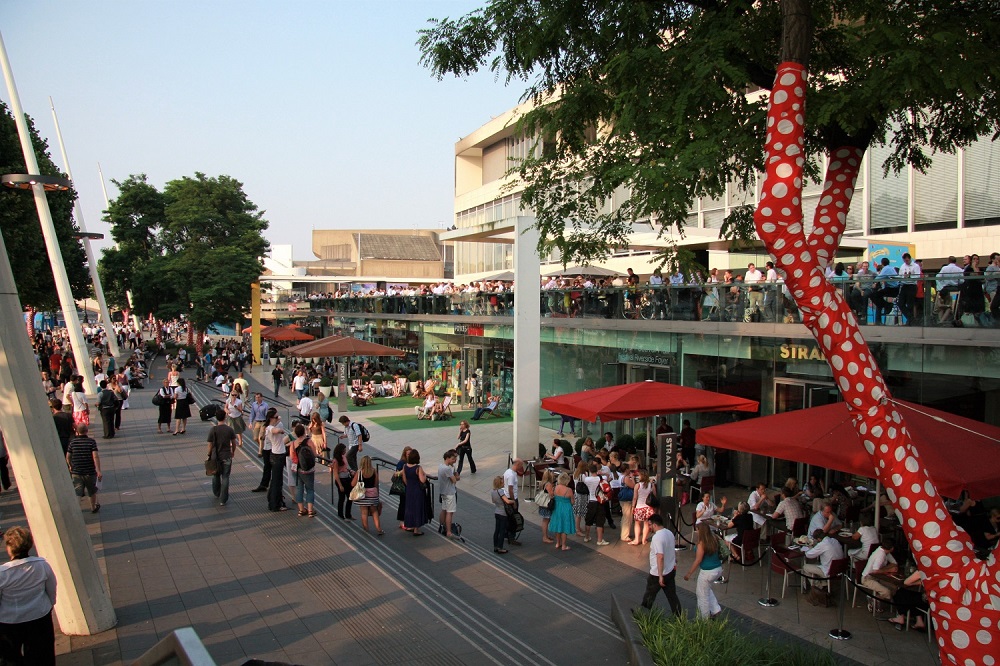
131,627 -> 216,666
265,273 -> 997,328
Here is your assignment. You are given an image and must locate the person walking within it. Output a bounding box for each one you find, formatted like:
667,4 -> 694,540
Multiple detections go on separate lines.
271,364 -> 283,399
455,420 -> 476,474
96,380 -> 117,439
66,424 -> 102,513
331,443 -> 355,520
206,407 -> 237,506
265,412 -> 288,512
291,424 -> 317,517
224,384 -> 247,449
171,378 -> 192,435
684,522 -> 724,619
248,393 -> 269,455
0,526 -> 57,666
352,456 -> 383,535
155,379 -> 174,434
437,450 -> 460,539
338,415 -> 364,471
640,515 -> 682,615
252,408 -> 278,493
491,476 -> 514,554
402,449 -> 428,536
548,472 -> 576,551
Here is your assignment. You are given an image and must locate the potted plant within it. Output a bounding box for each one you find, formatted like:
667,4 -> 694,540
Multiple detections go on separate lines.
318,375 -> 334,399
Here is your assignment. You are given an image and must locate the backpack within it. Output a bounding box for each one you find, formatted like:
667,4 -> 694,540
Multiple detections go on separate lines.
575,479 -> 589,495
355,422 -> 371,442
298,444 -> 316,472
717,537 -> 731,563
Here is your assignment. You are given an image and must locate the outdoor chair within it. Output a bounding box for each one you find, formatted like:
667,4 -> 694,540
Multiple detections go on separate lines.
690,475 -> 715,504
791,516 -> 808,538
769,547 -> 801,598
725,528 -> 762,591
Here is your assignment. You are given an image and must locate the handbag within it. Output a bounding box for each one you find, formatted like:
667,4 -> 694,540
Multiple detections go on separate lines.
349,477 -> 365,501
186,392 -> 196,405
389,474 -> 406,496
575,479 -> 589,495
533,487 -> 551,507
646,491 -> 660,509
205,452 -> 219,476
152,392 -> 164,407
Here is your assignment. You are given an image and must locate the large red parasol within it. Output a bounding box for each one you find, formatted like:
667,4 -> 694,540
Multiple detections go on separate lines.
540,381 -> 759,423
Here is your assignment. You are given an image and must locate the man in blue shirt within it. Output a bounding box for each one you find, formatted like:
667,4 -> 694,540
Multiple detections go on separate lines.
871,258 -> 900,325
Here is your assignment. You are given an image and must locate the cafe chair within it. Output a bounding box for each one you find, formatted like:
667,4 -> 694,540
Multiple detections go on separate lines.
725,528 -> 762,592
814,557 -> 849,596
850,559 -> 873,612
844,503 -> 861,530
770,548 -> 801,598
906,607 -> 934,644
792,516 -> 808,538
690,475 -> 716,504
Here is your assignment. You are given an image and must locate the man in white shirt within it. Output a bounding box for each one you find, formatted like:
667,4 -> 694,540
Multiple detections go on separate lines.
860,538 -> 898,601
744,263 -> 764,315
640,515 -> 682,615
292,371 -> 307,399
897,252 -> 922,325
297,394 -> 314,421
748,482 -> 772,528
802,529 -> 843,590
763,260 -> 780,320
437,450 -> 461,539
503,459 -> 524,547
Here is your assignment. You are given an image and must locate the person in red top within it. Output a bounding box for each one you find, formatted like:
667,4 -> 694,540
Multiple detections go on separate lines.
48,350 -> 62,376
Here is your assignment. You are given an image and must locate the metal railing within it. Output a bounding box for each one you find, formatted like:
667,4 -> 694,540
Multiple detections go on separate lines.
277,274 -> 1000,328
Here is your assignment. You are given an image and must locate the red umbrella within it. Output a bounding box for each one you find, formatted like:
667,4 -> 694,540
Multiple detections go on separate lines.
698,400 -> 1000,500
283,335 -> 405,358
540,381 -> 759,423
262,326 -> 315,342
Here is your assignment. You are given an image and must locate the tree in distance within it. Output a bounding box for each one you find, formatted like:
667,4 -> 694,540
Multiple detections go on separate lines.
100,172 -> 269,339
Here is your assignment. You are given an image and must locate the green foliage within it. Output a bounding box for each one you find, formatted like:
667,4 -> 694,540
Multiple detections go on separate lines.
617,433 -> 635,453
574,437 -> 585,456
100,172 -> 269,329
319,375 -> 334,387
0,101 -> 90,309
634,609 -> 835,666
419,0 -> 1000,265
408,371 -> 420,382
634,431 -> 647,448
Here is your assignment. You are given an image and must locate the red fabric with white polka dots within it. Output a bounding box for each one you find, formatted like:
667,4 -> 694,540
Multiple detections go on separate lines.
755,61 -> 999,664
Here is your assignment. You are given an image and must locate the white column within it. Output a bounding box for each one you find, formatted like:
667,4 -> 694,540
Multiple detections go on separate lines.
512,216 -> 540,460
50,97 -> 120,359
0,222 -> 117,634
0,32 -> 97,395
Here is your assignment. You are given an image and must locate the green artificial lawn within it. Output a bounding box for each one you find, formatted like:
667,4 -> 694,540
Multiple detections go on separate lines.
369,410 -> 511,431
344,395 -> 425,412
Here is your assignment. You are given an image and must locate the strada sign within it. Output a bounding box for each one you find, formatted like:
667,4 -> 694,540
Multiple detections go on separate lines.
454,324 -> 484,336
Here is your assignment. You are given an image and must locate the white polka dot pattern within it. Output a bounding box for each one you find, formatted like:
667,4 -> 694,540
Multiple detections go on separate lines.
753,62 -> 999,665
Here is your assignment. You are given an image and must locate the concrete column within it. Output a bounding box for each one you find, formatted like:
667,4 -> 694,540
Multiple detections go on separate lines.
0,231 -> 117,634
251,282 -> 261,364
512,216 -> 540,460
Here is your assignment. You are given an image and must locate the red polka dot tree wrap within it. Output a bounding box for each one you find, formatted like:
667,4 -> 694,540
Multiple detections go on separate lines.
754,62 -> 999,664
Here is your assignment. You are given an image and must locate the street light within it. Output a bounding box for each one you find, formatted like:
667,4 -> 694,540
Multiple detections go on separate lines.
1,173 -> 71,191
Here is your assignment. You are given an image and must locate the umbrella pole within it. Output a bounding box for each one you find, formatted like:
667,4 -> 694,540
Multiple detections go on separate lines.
874,477 -> 880,534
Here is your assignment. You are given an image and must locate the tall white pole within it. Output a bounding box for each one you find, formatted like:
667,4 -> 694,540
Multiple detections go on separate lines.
50,97 -> 120,359
97,162 -> 142,332
0,32 -> 97,395
512,215 -> 541,459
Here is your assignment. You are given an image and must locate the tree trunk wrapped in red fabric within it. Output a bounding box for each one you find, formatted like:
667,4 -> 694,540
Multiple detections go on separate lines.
755,60 -> 999,664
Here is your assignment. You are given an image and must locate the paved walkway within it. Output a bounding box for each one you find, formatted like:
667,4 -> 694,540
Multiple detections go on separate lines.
0,357 -> 940,665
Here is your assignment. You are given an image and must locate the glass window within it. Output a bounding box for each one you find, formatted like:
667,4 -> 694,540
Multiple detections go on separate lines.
964,138 -> 1000,227
868,142 -> 908,234
914,151 -> 957,230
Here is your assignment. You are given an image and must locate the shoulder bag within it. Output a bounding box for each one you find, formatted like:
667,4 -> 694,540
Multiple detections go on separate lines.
349,474 -> 366,501
533,487 -> 551,508
389,472 -> 406,496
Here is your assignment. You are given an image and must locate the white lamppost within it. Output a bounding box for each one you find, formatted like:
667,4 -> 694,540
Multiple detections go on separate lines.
0,32 -> 97,395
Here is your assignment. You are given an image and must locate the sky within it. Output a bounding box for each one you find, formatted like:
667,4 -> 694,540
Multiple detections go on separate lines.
1,1 -> 519,261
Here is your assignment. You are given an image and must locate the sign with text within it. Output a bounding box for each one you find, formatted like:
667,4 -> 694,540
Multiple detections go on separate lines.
454,323 -> 484,336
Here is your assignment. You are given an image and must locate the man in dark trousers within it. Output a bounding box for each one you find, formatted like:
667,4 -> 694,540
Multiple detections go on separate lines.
271,364 -> 284,399
206,408 -> 237,506
50,399 -> 74,455
97,380 -> 118,439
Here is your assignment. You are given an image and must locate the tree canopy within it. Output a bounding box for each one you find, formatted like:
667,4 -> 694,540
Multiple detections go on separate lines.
100,172 -> 269,332
0,101 -> 90,309
419,0 -> 1000,265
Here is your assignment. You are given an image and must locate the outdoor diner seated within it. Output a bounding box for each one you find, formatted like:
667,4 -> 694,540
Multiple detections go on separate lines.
748,482 -> 774,528
771,486 -> 806,531
543,439 -> 566,467
689,455 -> 712,485
808,500 -> 843,536
887,570 -> 928,631
415,394 -> 437,419
723,501 -> 755,545
801,529 -> 842,590
471,394 -> 499,420
847,514 -> 880,561
860,538 -> 898,601
695,492 -> 726,524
